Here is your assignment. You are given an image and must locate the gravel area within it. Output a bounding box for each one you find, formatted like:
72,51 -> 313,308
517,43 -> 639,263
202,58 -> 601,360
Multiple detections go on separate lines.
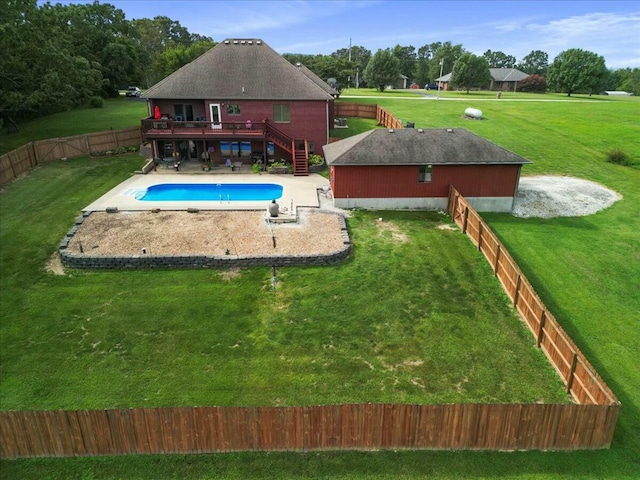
512,176 -> 621,218
67,209 -> 346,256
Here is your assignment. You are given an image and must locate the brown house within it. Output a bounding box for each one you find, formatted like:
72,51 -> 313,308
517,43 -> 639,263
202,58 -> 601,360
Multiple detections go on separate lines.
436,68 -> 530,92
324,128 -> 531,212
141,39 -> 337,175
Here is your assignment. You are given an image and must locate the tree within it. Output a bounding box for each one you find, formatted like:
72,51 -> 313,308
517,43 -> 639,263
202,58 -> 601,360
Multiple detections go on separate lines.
618,68 -> 640,95
518,74 -> 547,93
391,44 -> 417,81
450,53 -> 491,93
0,0 -> 103,129
547,49 -> 607,96
483,50 -> 516,68
518,50 -> 548,76
426,42 -> 465,83
132,16 -> 214,86
153,40 -> 217,79
331,45 -> 371,88
363,49 -> 400,92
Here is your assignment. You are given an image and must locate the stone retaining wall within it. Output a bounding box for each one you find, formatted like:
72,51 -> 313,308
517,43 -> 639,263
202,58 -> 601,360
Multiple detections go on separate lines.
59,212 -> 352,270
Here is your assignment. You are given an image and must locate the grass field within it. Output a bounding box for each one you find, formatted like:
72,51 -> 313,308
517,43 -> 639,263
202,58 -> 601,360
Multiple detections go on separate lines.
1,93 -> 639,478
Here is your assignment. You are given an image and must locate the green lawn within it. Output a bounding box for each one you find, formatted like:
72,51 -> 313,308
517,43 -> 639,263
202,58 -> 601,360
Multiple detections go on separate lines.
0,158 -> 567,409
0,96 -> 148,155
1,94 -> 639,479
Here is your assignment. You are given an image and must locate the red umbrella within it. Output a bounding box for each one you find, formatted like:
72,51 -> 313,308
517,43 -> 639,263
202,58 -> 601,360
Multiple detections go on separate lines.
154,106 -> 161,119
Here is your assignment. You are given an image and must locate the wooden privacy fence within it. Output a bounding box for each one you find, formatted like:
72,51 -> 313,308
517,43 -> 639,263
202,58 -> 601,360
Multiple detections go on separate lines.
0,127 -> 142,186
0,402 -> 618,459
0,189 -> 621,458
334,102 -> 403,129
447,185 -> 620,409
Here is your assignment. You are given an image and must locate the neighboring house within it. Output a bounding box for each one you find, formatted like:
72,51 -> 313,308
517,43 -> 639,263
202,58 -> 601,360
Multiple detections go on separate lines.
436,68 -> 529,92
488,68 -> 529,91
324,127 -> 531,212
392,74 -> 409,89
141,39 -> 337,175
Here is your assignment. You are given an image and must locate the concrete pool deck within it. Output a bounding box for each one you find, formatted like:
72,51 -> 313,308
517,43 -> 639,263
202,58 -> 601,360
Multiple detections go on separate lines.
83,173 -> 331,212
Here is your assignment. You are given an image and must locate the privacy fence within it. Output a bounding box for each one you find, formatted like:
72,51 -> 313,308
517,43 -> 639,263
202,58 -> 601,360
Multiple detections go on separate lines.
0,127 -> 142,186
0,189 -> 619,458
334,102 -> 403,129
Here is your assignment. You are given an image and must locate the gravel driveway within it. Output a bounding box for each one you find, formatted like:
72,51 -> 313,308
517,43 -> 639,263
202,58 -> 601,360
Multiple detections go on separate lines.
512,176 -> 621,218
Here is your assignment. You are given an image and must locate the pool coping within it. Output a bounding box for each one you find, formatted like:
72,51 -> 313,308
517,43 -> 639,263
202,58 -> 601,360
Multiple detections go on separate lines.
83,173 -> 330,212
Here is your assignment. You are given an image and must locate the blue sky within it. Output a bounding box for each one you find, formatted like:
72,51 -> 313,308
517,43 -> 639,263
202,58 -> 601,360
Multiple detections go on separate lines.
51,1 -> 639,69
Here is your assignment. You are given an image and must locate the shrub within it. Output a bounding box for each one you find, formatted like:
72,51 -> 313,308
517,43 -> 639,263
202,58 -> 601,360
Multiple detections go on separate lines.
308,154 -> 324,166
89,96 -> 105,108
518,74 -> 547,93
606,148 -> 632,166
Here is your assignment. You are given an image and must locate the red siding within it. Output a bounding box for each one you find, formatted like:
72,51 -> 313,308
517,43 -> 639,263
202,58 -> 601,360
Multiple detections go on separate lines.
331,165 -> 521,199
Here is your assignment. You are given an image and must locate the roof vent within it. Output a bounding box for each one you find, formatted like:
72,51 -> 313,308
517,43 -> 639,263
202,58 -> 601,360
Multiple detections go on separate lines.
418,128 -> 424,133
256,40 -> 262,45
233,40 -> 239,44
388,129 -> 394,133
224,40 -> 230,44
242,86 -> 245,94
447,128 -> 453,133
240,40 -> 246,44
248,40 -> 253,44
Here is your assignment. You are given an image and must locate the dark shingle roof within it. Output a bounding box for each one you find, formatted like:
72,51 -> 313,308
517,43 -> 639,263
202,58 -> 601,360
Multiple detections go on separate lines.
324,128 -> 532,166
489,68 -> 529,82
144,39 -> 335,100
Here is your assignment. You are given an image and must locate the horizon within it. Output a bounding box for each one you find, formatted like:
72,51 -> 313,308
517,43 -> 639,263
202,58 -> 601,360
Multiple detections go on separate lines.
39,0 -> 640,69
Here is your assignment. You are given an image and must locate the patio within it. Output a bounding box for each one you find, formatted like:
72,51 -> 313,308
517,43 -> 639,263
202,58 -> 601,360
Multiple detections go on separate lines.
83,172 -> 330,213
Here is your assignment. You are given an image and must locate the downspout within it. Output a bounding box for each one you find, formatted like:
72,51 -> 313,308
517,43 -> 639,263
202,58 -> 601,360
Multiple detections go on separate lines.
326,99 -> 329,147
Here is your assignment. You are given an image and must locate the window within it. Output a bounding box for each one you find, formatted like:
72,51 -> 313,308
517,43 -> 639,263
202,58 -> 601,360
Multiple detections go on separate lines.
220,141 -> 251,158
273,104 -> 290,123
308,142 -> 315,155
174,104 -> 194,121
226,104 -> 241,115
419,164 -> 433,183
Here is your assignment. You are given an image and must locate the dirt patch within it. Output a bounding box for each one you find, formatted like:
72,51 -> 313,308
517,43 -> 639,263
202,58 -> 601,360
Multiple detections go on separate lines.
513,176 -> 621,218
375,217 -> 409,243
46,252 -> 65,276
66,209 -> 345,257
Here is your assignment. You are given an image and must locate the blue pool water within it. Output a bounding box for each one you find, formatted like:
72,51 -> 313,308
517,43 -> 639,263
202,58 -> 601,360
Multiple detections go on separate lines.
137,183 -> 283,202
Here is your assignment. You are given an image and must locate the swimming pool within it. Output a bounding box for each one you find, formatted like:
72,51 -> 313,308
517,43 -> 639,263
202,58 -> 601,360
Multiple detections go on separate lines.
138,183 -> 283,202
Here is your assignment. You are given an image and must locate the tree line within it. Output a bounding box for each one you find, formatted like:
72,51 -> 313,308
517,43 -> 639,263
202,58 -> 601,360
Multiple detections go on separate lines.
1,0 -> 638,131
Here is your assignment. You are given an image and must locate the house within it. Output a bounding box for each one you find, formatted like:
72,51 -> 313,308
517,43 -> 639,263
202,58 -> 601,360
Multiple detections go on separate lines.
488,68 -> 529,91
323,127 -> 532,212
141,39 -> 337,175
436,68 -> 529,92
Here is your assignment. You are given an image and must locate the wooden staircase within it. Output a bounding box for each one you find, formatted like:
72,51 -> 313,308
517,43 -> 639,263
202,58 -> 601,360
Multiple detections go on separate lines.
293,140 -> 309,176
264,120 -> 309,176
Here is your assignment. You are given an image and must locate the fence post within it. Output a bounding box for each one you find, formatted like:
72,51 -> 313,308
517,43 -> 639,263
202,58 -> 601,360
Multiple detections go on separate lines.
462,206 -> 469,234
513,274 -> 521,307
536,310 -> 546,348
566,352 -> 578,393
493,244 -> 501,276
477,221 -> 483,251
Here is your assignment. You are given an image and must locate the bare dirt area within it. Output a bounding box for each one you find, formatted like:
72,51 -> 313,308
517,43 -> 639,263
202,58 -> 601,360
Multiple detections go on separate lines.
512,176 -> 621,218
65,209 -> 345,257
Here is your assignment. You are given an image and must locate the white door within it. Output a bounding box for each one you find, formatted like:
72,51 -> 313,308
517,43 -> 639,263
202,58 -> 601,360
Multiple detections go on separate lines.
209,104 -> 222,129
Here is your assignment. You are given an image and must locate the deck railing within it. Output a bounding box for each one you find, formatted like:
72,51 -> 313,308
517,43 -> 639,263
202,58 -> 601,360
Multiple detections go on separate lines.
141,119 -> 266,137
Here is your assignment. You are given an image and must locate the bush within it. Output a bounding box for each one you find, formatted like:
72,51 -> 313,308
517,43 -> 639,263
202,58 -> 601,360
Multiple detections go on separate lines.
89,96 -> 105,108
518,74 -> 547,93
308,154 -> 324,166
605,148 -> 632,166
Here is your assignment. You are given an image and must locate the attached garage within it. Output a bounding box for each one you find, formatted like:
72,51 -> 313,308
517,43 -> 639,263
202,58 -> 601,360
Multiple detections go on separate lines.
324,128 -> 532,212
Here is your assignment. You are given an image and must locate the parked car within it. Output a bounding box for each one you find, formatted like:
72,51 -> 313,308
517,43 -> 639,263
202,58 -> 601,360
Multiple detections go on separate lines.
125,86 -> 142,97
425,83 -> 439,91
